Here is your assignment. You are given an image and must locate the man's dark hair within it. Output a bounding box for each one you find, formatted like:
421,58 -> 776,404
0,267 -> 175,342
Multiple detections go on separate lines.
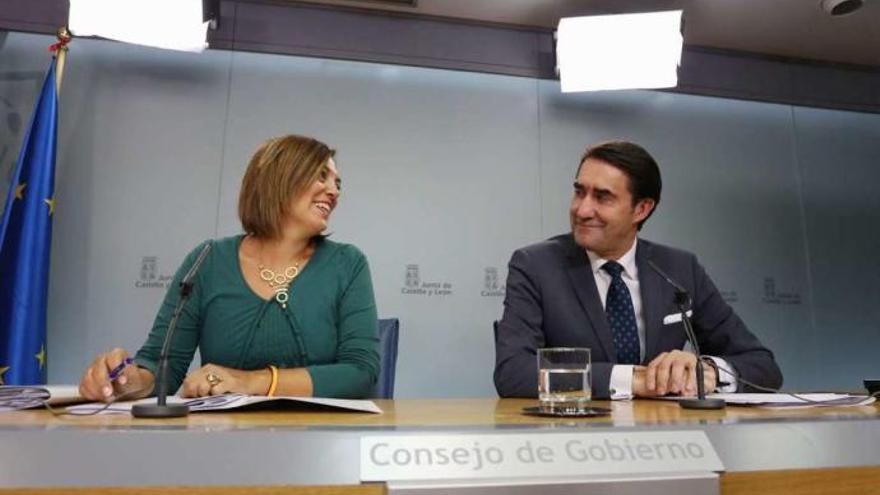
578,140 -> 662,230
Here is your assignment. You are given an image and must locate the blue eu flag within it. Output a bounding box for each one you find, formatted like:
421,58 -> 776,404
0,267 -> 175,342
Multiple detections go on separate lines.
0,60 -> 59,386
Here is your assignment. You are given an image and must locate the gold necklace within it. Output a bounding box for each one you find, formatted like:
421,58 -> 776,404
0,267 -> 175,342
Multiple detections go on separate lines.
257,242 -> 309,309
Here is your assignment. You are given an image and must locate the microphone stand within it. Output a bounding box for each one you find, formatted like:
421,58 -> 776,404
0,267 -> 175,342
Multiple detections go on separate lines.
648,261 -> 725,410
132,243 -> 212,418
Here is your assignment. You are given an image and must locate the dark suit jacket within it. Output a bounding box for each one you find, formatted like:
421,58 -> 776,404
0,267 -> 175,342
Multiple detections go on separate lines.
494,234 -> 783,399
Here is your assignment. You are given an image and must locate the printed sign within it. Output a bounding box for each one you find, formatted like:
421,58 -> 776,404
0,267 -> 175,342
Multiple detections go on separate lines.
361,431 -> 723,481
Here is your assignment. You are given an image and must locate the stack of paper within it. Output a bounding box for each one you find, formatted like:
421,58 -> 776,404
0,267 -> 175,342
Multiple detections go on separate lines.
0,385 -> 84,412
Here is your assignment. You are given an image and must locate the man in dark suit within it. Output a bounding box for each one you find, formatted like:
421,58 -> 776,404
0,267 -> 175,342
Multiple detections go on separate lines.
494,141 -> 782,400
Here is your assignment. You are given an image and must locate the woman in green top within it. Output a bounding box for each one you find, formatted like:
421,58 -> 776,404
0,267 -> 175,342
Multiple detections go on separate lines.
79,135 -> 379,400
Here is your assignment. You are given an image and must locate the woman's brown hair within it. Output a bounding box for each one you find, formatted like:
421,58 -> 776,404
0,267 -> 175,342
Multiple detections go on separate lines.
238,134 -> 335,239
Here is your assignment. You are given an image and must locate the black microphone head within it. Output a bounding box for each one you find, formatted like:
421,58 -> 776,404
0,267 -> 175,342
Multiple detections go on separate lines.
646,259 -> 692,308
182,242 -> 213,285
673,291 -> 689,306
179,242 -> 214,296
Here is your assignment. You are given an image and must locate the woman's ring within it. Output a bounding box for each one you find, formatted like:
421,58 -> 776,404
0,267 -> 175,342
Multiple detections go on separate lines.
206,372 -> 222,387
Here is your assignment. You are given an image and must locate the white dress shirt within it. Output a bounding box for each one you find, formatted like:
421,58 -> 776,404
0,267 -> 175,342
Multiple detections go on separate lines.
586,238 -> 737,399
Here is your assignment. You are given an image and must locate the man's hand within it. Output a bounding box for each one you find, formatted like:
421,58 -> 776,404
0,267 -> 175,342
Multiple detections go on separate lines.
633,350 -> 716,397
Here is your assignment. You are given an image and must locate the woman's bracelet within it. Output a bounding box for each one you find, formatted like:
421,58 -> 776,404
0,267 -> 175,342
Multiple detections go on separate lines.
266,365 -> 279,397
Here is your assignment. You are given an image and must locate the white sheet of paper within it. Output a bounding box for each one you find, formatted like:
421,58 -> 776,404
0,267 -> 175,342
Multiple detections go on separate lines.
67,394 -> 383,415
43,385 -> 85,405
660,393 -> 875,408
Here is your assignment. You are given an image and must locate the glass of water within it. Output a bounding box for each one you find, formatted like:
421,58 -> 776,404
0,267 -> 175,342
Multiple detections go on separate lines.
538,347 -> 591,412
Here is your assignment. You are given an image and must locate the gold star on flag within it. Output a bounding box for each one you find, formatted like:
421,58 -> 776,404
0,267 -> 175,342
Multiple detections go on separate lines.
44,197 -> 56,216
35,345 -> 47,370
14,183 -> 27,200
0,366 -> 9,386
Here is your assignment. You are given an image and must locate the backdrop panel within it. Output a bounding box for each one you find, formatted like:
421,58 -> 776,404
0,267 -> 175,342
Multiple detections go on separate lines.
793,107 -> 880,388
0,31 -> 875,395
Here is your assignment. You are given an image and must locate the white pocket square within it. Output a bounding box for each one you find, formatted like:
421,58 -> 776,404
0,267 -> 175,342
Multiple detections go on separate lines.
663,310 -> 692,325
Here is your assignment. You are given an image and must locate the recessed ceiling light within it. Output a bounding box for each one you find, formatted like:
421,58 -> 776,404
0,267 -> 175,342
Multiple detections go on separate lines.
819,0 -> 864,17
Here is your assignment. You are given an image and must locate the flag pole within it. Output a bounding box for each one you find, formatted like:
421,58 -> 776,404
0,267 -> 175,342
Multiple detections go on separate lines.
52,27 -> 72,94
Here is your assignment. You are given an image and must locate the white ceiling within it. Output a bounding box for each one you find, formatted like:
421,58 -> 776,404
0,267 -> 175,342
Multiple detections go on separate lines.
301,0 -> 880,67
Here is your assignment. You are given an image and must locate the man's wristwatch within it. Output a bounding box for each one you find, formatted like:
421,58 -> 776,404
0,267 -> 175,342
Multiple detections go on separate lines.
699,357 -> 730,389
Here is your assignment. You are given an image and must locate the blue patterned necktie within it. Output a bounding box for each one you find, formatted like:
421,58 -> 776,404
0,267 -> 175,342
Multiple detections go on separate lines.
602,261 -> 641,365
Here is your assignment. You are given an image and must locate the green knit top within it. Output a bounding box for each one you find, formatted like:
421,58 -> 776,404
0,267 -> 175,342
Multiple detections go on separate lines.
134,235 -> 380,398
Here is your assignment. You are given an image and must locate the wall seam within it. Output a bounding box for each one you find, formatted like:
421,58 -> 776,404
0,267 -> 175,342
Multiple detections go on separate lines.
534,37 -> 544,238
787,104 -> 819,387
213,3 -> 238,238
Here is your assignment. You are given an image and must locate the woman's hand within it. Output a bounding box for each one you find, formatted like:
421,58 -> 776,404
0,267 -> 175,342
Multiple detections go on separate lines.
79,348 -> 155,402
180,363 -> 270,397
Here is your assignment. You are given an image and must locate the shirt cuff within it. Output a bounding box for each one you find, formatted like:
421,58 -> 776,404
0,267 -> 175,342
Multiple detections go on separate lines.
707,356 -> 738,393
609,365 -> 635,400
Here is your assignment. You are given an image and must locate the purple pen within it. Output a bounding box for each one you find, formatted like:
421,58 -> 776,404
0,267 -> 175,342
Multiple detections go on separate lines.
108,357 -> 133,381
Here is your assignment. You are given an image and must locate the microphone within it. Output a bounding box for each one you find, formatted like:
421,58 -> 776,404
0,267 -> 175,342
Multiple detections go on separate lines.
647,260 -> 725,410
132,242 -> 213,418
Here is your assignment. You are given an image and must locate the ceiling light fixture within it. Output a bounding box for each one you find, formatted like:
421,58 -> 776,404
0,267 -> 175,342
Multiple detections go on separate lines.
556,10 -> 683,92
69,0 -> 214,52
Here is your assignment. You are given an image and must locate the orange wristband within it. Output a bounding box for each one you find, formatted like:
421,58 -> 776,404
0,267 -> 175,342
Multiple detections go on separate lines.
266,365 -> 279,397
